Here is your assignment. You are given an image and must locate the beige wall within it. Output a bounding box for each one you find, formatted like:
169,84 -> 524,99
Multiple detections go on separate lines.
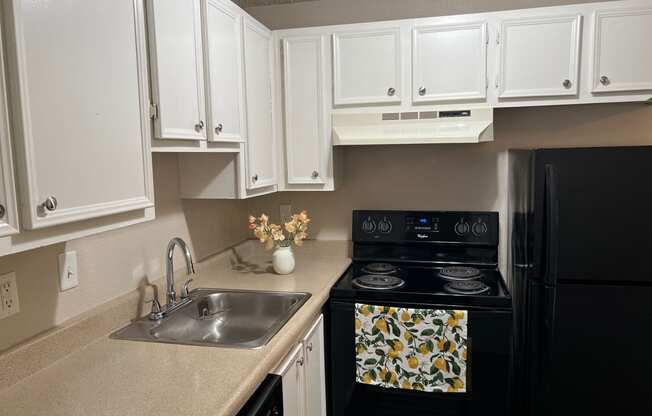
248,103 -> 652,275
245,0 -> 615,29
0,153 -> 250,351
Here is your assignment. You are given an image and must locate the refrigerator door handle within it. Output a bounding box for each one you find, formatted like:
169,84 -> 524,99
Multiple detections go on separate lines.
544,164 -> 559,285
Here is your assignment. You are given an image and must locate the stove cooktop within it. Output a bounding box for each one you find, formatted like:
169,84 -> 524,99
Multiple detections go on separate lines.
331,262 -> 511,308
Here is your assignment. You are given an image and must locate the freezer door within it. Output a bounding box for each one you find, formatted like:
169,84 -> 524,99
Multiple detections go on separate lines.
535,283 -> 652,414
535,146 -> 652,284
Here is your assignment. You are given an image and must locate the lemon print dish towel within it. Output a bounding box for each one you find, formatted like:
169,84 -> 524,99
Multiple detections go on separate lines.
355,304 -> 468,393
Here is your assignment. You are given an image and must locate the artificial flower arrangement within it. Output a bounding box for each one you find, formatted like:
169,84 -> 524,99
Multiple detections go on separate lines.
248,210 -> 310,249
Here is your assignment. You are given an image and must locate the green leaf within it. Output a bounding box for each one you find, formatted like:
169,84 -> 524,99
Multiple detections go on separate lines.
364,358 -> 377,366
404,321 -> 415,327
392,323 -> 401,337
421,328 -> 435,336
375,349 -> 385,356
452,361 -> 461,376
372,326 -> 379,336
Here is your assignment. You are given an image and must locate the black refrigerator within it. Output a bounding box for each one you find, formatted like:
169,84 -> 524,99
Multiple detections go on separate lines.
508,146 -> 652,415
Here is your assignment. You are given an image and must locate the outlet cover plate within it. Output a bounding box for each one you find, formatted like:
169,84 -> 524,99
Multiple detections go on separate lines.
0,272 -> 20,319
58,251 -> 79,291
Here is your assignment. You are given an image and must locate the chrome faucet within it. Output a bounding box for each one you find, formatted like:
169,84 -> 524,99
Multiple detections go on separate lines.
166,237 -> 195,306
150,238 -> 195,320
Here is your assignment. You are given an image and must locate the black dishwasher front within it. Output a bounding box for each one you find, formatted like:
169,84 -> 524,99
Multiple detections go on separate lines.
237,374 -> 283,416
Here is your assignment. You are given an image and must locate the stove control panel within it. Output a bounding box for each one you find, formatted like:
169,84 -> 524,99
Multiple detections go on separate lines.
353,210 -> 498,245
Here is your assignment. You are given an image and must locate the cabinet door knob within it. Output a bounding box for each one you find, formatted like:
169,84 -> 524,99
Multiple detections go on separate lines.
43,196 -> 58,212
600,75 -> 609,86
306,342 -> 313,352
387,87 -> 396,96
296,357 -> 304,367
252,174 -> 258,183
311,171 -> 319,179
0,204 -> 5,219
215,123 -> 223,134
195,120 -> 205,132
418,86 -> 426,96
562,79 -> 572,89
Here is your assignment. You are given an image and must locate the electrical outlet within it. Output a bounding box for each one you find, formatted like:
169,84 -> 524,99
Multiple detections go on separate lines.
58,251 -> 79,291
280,204 -> 292,223
0,272 -> 20,319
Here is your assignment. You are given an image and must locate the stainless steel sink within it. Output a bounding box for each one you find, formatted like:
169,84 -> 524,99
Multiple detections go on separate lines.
111,289 -> 311,349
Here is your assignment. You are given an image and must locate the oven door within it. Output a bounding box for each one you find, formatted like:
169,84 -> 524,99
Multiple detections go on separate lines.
329,299 -> 513,416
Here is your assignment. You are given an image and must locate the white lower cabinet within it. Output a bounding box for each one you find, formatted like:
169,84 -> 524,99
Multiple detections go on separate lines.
3,0 -> 154,230
273,315 -> 326,416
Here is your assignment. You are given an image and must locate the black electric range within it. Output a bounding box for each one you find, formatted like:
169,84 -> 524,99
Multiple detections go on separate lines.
328,210 -> 514,416
331,210 -> 511,308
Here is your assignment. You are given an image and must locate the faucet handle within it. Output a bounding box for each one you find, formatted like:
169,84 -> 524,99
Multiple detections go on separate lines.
148,297 -> 163,320
181,277 -> 194,299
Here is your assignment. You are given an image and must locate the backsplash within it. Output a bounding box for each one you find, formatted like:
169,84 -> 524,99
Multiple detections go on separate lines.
248,103 -> 652,276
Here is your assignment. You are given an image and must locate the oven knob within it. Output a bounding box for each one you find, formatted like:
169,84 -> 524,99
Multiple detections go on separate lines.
378,217 -> 392,233
362,217 -> 377,233
472,219 -> 488,236
454,219 -> 470,236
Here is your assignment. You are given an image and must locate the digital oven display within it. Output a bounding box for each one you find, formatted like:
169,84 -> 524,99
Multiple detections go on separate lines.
409,216 -> 439,232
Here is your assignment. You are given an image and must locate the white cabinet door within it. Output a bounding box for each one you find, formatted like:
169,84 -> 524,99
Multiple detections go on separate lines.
333,29 -> 401,106
3,0 -> 154,229
274,344 -> 306,416
0,25 -> 18,238
302,315 -> 326,416
243,17 -> 276,190
205,0 -> 246,142
282,36 -> 327,185
148,0 -> 206,140
591,8 -> 652,93
412,22 -> 487,103
497,15 -> 582,98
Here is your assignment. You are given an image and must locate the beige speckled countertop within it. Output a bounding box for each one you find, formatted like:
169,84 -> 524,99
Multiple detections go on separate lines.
0,241 -> 351,416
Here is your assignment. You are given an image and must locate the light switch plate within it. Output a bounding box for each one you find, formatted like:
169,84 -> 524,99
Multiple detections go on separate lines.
0,272 -> 20,319
58,251 -> 79,291
280,204 -> 292,223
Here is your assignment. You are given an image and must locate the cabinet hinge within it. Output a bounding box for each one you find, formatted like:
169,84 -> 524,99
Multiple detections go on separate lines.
149,103 -> 159,120
496,30 -> 500,45
495,75 -> 500,89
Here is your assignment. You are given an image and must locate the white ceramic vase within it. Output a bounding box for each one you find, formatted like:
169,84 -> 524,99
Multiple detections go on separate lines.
272,245 -> 295,275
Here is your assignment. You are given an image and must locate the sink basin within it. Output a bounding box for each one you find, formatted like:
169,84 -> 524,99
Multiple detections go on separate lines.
111,289 -> 311,349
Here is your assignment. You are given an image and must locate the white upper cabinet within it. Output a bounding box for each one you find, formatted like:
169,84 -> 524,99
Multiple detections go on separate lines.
412,22 -> 488,103
332,29 -> 401,106
147,0 -> 206,140
0,27 -> 18,238
591,7 -> 652,93
3,0 -> 154,229
282,36 -> 327,185
243,17 -> 276,189
204,0 -> 246,142
497,14 -> 582,99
